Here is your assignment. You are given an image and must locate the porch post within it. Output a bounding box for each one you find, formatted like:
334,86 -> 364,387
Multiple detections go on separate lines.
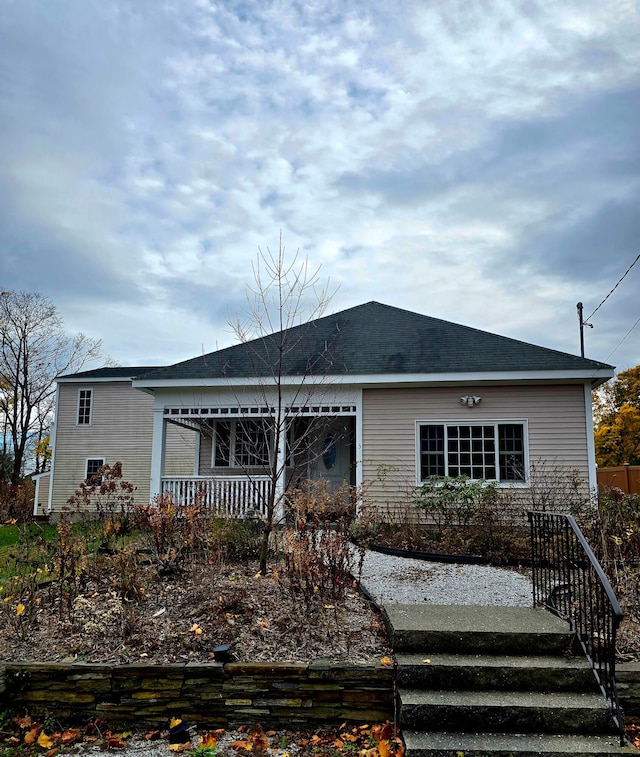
274,413 -> 287,521
150,408 -> 166,501
355,389 -> 364,515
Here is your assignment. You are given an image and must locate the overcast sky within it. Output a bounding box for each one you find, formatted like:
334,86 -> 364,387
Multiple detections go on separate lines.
1,0 -> 639,375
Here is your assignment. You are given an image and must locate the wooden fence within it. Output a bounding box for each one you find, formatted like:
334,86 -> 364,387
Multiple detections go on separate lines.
596,465 -> 640,495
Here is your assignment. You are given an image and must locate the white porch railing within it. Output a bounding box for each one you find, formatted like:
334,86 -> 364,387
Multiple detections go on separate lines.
161,476 -> 272,518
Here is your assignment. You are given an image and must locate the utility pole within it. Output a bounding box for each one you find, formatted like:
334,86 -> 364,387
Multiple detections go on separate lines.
576,302 -> 593,358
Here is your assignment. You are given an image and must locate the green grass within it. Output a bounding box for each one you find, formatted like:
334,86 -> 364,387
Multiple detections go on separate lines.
0,523 -> 57,550
0,523 -> 58,582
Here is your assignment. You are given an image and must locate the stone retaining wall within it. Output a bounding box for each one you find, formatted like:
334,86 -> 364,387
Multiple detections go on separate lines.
0,661 -> 394,729
617,662 -> 640,719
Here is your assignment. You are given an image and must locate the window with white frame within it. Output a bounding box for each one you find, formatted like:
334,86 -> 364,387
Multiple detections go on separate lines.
85,457 -> 105,483
212,420 -> 273,468
77,389 -> 93,425
417,422 -> 526,483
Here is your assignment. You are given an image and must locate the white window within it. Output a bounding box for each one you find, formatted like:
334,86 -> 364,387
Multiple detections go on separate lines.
77,389 -> 93,425
417,421 -> 527,484
212,420 -> 273,468
85,457 -> 105,483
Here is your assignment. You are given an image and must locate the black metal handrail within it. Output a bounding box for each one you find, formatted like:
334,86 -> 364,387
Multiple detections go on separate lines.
528,510 -> 625,743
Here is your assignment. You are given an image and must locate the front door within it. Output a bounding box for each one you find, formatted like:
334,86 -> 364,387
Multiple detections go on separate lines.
307,418 -> 353,491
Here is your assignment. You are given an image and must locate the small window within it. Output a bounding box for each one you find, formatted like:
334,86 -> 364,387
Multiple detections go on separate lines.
78,389 -> 93,425
85,457 -> 105,484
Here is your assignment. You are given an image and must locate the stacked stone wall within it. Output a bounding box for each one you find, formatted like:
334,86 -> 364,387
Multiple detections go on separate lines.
0,661 -> 394,729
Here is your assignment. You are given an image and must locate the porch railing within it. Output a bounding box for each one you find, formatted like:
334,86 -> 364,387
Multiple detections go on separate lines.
528,510 -> 624,742
161,476 -> 272,518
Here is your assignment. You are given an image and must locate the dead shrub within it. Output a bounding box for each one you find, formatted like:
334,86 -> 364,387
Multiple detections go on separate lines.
0,480 -> 35,523
279,481 -> 364,610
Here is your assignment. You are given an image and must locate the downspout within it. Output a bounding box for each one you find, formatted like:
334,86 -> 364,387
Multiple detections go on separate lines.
355,388 -> 364,515
584,383 -> 598,498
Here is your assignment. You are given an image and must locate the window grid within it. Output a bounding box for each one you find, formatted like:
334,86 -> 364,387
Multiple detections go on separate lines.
86,458 -> 104,483
78,389 -> 92,425
213,420 -> 273,468
419,422 -> 525,483
447,425 -> 496,479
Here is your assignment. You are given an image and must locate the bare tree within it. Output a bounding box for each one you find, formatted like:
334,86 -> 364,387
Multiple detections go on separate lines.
228,234 -> 337,572
0,291 -> 102,483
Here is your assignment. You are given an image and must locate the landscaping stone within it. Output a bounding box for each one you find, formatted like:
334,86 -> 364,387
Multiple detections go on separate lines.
1,660 -> 394,729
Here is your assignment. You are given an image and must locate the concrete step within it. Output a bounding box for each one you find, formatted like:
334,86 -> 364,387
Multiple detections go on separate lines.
385,604 -> 572,655
402,729 -> 634,756
399,689 -> 617,734
396,652 -> 596,692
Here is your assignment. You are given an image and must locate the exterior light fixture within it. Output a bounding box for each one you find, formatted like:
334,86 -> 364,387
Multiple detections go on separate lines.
460,396 -> 482,407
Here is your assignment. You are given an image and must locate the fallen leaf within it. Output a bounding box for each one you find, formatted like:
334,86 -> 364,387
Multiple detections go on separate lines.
145,730 -> 161,741
258,621 -> 269,628
169,743 -> 190,752
190,623 -> 203,635
380,656 -> 394,666
378,739 -> 391,757
422,659 -> 431,664
197,733 -> 218,750
37,732 -> 54,749
250,726 -> 269,750
107,737 -> 126,749
230,738 -> 252,751
372,724 -> 394,742
25,725 -> 41,745
16,604 -> 26,616
60,729 -> 82,744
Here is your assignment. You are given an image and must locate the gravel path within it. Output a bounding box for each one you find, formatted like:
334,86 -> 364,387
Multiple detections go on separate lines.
360,549 -> 533,607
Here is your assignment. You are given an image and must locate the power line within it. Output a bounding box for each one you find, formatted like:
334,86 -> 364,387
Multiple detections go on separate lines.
585,251 -> 640,323
604,313 -> 640,364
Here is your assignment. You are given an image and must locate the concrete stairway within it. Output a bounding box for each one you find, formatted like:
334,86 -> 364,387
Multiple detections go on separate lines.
384,604 -> 634,757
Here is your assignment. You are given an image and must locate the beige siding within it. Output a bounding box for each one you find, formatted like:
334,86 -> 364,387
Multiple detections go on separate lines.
50,382 -> 195,515
361,384 -> 591,521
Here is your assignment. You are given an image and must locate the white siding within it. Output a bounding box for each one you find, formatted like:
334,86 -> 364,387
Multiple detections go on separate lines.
361,384 -> 591,520
50,382 -> 195,515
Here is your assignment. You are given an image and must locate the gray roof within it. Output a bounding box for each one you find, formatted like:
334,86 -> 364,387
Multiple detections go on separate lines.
59,366 -> 160,380
133,302 -> 613,382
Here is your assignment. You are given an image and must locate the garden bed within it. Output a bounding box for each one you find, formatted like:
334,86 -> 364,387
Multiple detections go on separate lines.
0,561 -> 390,666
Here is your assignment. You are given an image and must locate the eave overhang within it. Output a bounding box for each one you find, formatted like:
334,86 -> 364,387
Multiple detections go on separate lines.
133,367 -> 614,392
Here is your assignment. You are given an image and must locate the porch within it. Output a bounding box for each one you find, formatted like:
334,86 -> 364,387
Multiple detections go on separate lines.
152,393 -> 360,516
161,475 -> 272,517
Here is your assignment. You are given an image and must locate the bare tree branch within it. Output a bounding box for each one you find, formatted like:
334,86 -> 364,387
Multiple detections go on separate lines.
0,290 -> 103,482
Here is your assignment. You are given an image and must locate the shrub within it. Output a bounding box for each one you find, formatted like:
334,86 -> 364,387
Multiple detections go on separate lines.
0,481 -> 35,523
413,476 -> 498,530
66,462 -> 136,550
207,517 -> 263,563
279,480 -> 364,609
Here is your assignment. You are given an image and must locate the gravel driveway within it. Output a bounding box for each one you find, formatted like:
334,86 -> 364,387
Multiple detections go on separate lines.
360,549 -> 533,607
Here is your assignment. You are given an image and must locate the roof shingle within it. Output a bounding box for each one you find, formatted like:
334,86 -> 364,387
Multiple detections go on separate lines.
132,302 -> 613,381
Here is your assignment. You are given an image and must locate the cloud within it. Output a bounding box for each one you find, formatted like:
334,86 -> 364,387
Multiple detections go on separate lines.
0,0 -> 638,371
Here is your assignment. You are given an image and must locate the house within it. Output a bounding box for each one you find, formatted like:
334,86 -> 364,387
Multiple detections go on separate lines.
34,302 -> 614,520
